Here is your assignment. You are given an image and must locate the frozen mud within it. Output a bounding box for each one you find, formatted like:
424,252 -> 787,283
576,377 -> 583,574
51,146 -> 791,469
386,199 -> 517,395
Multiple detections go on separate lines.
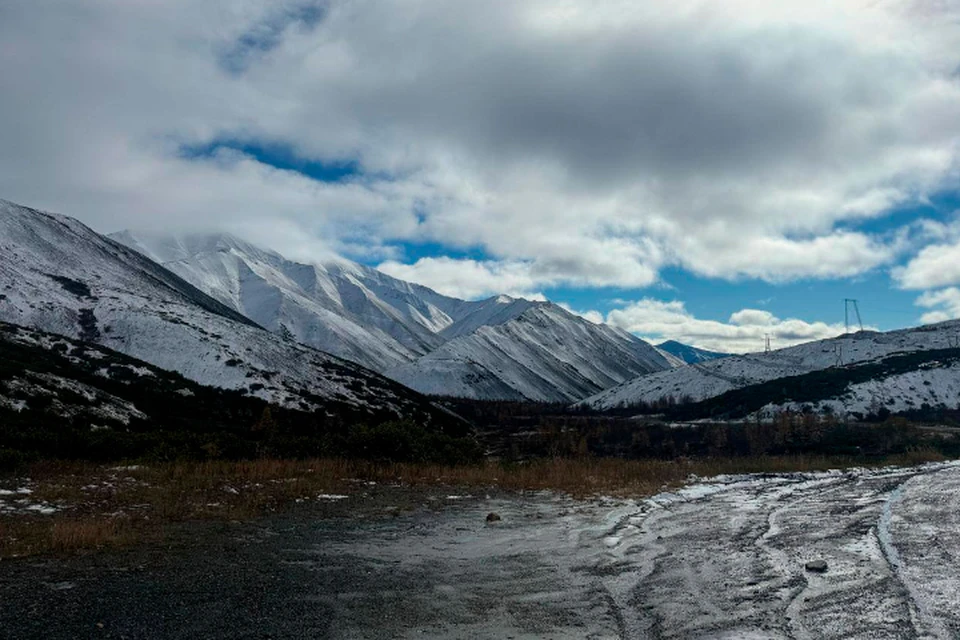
3,463 -> 960,639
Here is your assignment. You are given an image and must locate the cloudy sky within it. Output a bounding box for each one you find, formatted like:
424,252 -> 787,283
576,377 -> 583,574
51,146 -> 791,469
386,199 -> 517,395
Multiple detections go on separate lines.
2,0 -> 960,353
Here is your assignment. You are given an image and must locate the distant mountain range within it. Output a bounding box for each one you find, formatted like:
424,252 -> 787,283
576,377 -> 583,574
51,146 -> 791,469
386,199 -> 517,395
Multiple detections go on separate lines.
0,198 -> 677,408
7,196 -> 960,421
387,303 -> 681,402
111,229 -> 679,402
657,340 -> 730,365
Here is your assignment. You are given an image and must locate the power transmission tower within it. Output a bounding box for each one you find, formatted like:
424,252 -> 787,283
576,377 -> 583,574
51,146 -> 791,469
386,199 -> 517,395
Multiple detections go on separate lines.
764,334 -> 771,353
844,299 -> 863,334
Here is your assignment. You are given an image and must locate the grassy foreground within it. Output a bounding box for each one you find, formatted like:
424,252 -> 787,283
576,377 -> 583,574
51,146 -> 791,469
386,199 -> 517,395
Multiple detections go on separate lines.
0,450 -> 947,559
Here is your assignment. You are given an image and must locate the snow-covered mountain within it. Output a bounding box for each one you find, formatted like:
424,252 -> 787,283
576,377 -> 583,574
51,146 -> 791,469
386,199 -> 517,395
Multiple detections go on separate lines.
643,342 -> 960,421
583,321 -> 960,411
388,302 -> 680,402
657,340 -> 730,365
110,231 -> 468,372
0,199 -> 444,418
111,231 -> 678,402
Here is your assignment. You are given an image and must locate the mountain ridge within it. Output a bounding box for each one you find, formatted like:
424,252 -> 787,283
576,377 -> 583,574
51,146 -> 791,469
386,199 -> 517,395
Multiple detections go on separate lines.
583,322 -> 960,411
658,340 -> 730,365
0,199 -> 443,418
388,303 -> 679,402
111,229 -> 678,402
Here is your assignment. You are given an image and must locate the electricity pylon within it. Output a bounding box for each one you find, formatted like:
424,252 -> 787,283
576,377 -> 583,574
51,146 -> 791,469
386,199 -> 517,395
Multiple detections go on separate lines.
844,299 -> 863,334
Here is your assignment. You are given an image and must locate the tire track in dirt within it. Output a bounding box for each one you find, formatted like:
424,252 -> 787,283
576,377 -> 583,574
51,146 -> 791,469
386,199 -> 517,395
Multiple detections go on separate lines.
752,475 -> 850,640
877,475 -> 952,640
609,467 -> 952,639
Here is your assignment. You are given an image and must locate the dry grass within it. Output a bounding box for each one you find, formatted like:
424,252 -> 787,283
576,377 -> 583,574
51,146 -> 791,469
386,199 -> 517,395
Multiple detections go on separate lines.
0,449 -> 948,559
47,518 -> 135,553
0,517 -> 137,557
342,449 -> 948,497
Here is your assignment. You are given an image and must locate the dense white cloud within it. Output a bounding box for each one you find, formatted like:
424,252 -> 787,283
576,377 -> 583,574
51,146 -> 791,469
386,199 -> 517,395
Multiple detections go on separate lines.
604,299 -> 848,353
915,288 -> 960,324
378,257 -> 547,300
1,0 -> 960,289
895,220 -> 960,290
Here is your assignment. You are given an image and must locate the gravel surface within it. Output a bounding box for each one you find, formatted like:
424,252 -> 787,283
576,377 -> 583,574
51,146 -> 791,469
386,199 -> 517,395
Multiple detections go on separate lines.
3,464 -> 960,639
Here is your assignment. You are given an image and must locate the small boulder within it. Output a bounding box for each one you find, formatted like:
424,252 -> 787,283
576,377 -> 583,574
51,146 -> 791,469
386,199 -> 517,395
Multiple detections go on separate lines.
805,559 -> 828,573
486,512 -> 501,523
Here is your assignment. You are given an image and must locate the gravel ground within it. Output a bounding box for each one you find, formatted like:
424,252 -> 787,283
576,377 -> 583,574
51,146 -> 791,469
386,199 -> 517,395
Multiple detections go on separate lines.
2,464 -> 960,639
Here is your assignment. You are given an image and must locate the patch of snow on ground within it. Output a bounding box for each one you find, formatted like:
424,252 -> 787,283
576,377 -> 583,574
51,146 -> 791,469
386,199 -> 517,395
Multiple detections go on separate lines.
0,396 -> 27,412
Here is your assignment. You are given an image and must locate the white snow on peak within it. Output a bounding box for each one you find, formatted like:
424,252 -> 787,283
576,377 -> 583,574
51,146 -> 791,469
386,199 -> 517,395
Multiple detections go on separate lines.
438,295 -> 539,340
111,229 -> 472,372
111,229 -> 678,402
0,199 -> 431,414
388,302 -> 679,402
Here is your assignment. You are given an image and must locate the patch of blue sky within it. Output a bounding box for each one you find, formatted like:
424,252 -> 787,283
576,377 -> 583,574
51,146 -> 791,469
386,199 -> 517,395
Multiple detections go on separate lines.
382,239 -> 492,264
546,194 -> 960,331
546,267 -> 924,334
842,189 -> 960,236
181,140 -> 358,183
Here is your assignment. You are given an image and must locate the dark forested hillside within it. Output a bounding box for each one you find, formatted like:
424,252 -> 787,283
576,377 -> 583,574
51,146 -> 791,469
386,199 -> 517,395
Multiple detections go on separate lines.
0,322 -> 477,468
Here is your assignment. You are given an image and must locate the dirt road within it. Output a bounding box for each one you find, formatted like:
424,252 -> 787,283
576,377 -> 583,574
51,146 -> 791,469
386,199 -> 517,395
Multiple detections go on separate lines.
2,463 -> 959,639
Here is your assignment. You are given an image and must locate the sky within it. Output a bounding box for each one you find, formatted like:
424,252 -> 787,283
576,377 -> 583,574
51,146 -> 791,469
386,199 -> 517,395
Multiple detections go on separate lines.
2,0 -> 960,353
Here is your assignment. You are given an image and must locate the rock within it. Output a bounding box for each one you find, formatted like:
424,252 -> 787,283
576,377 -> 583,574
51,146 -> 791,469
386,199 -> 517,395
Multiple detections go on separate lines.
486,512 -> 501,523
805,559 -> 828,573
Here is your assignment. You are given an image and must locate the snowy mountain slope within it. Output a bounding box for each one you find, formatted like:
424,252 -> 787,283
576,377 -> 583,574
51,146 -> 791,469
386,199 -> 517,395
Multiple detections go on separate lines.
647,345 -> 960,421
0,199 -> 443,417
583,321 -> 960,410
0,321 -> 469,461
110,231 -> 468,371
0,322 -> 155,426
111,232 -> 678,402
388,303 -> 680,402
437,295 -> 538,340
658,340 -> 730,364
759,361 -> 960,419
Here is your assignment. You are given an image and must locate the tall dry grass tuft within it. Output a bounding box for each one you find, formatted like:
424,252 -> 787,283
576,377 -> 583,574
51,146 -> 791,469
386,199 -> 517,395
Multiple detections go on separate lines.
47,518 -> 134,553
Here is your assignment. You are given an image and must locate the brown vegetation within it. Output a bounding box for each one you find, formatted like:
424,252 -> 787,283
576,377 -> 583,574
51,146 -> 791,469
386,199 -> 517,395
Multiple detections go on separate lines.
0,449 -> 947,559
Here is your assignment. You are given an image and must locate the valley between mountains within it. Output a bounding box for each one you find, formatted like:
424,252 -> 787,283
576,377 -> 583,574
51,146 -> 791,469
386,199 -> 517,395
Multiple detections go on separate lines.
7,196 -> 960,426
5,198 -> 960,640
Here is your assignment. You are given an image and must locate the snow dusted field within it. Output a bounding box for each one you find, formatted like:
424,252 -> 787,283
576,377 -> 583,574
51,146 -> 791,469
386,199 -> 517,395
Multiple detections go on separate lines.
4,463 -> 960,638
608,463 -> 960,639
